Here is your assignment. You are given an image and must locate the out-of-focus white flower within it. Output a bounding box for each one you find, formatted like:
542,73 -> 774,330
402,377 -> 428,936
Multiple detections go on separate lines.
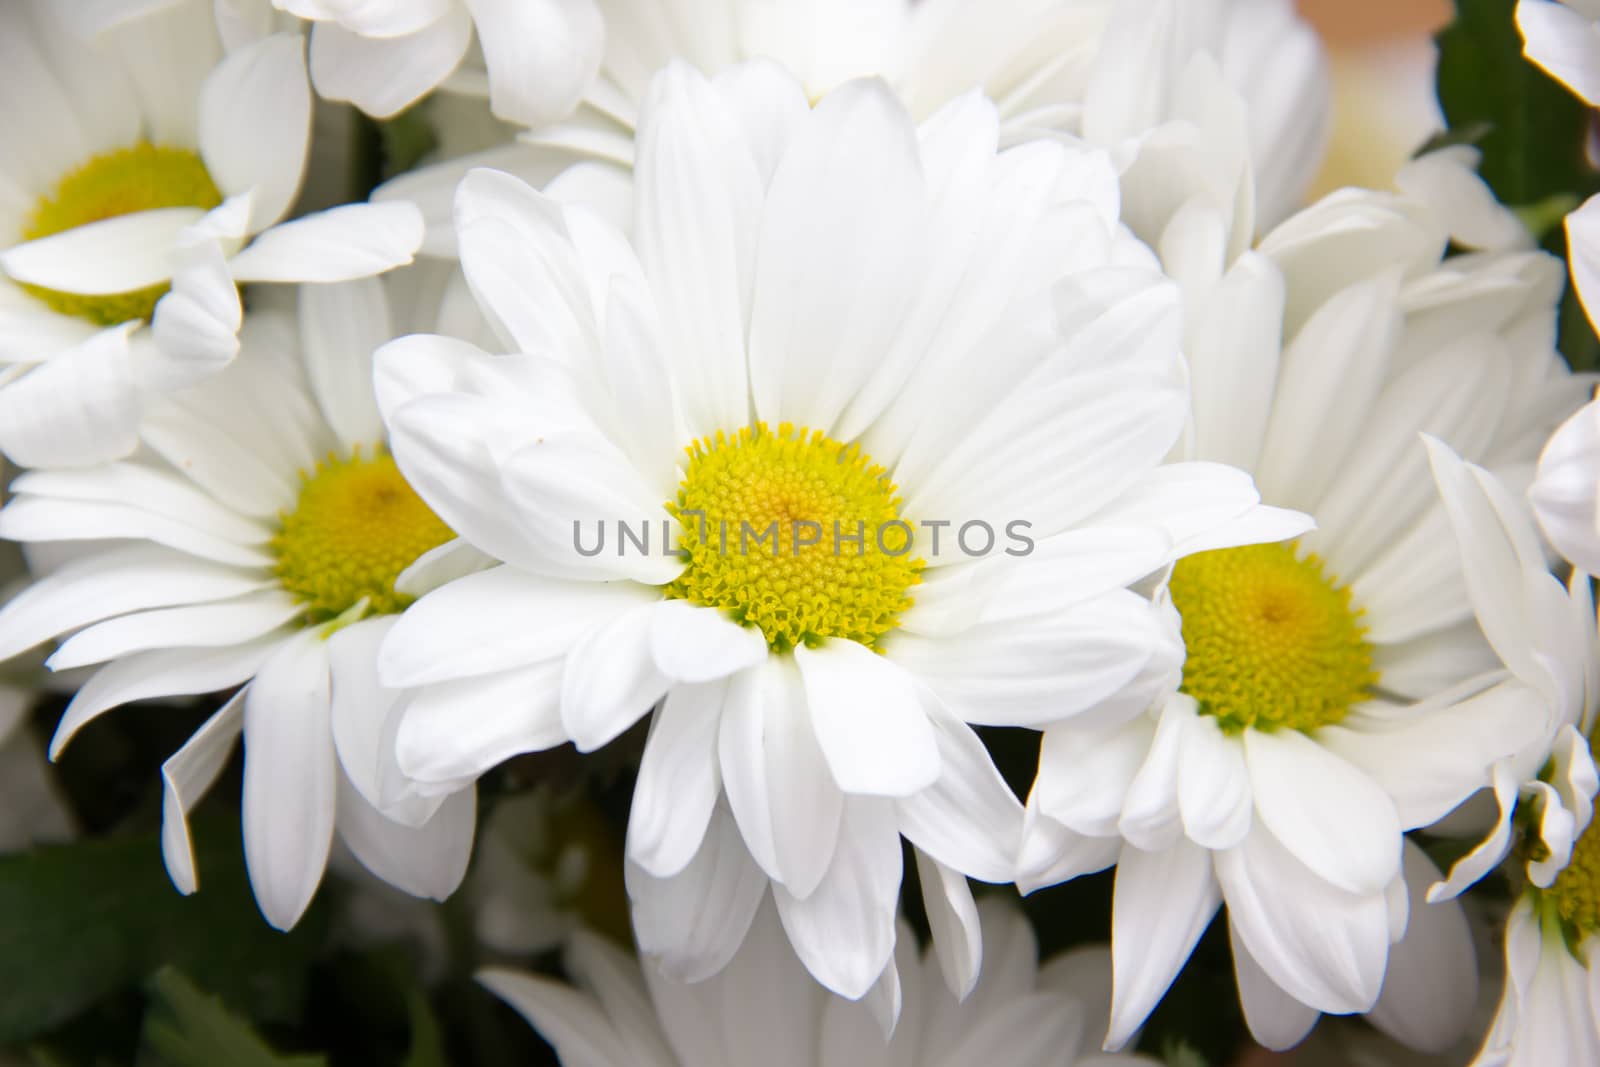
378,0 -> 1330,257
374,60 -> 1286,1016
1473,890 -> 1600,1065
472,789 -> 632,957
482,898 -> 1159,1065
0,264 -> 491,930
1020,142 -> 1584,1052
0,0 -> 423,470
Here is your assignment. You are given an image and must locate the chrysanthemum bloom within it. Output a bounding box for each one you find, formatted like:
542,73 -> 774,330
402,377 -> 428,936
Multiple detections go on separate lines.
0,0 -> 423,469
375,60 -> 1289,1007
378,0 -> 1329,256
482,898 -> 1157,1066
0,269 -> 485,929
1427,439 -> 1600,904
267,0 -> 603,126
1020,146 -> 1589,1051
1422,442 -> 1600,1066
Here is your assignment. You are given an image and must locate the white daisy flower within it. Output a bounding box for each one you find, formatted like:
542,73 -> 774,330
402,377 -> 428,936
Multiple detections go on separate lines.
0,267 -> 488,929
1019,147 -> 1588,1051
472,789 -> 631,957
1473,892 -> 1600,1066
1426,438 -> 1600,905
261,0 -> 604,126
378,0 -> 1329,257
374,61 -> 1288,1006
482,897 -> 1158,1066
0,0 -> 424,470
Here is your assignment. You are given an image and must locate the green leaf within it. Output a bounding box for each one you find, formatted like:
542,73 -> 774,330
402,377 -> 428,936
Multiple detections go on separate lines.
1161,1036 -> 1212,1067
401,991 -> 447,1067
0,817 -> 324,1043
138,969 -> 324,1067
1436,0 -> 1598,207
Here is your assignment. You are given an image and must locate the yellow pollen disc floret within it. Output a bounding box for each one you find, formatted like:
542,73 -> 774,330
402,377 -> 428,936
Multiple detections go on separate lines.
20,143 -> 223,326
272,449 -> 454,623
1168,542 -> 1377,733
662,422 -> 923,652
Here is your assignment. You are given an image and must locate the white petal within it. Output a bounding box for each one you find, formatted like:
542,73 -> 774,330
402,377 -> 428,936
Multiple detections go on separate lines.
648,599 -> 768,684
325,616 -> 402,811
0,544 -> 264,664
0,325 -> 142,469
308,10 -> 471,119
627,803 -> 767,983
378,565 -> 655,688
51,638 -> 280,758
1177,707 -> 1253,850
1366,841 -> 1478,1053
1106,840 -> 1221,1050
1568,197 -> 1600,362
627,679 -> 727,879
1244,727 -> 1401,896
793,640 -> 940,798
337,775 -> 475,901
199,33 -> 311,231
561,602 -> 671,752
149,232 -> 244,388
632,62 -> 764,438
161,693 -> 244,895
1215,822 -> 1390,1014
773,796 -> 902,999
394,659 -> 566,785
463,0 -> 603,129
1,209 -> 197,294
895,707 -> 1023,884
241,630 -> 335,930
746,77 -> 926,434
48,590 -> 303,670
916,849 -> 982,1001
477,966 -> 637,1066
1229,921 -> 1321,1051
1518,0 -> 1600,105
228,202 -> 423,282
297,279 -> 388,450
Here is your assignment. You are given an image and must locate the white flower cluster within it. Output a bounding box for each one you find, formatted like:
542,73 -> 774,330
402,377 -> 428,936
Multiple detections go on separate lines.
2,0 -> 1600,1063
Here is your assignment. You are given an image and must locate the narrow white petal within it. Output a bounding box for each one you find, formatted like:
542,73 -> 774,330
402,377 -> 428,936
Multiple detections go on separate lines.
297,279 -> 389,450
241,631 -> 335,930
394,659 -> 566,785
648,600 -> 768,684
627,679 -> 727,879
229,203 -> 424,282
895,706 -> 1023,884
1366,841 -> 1477,1053
916,849 -> 982,1001
1,209 -> 197,294
773,796 -> 902,1000
1106,840 -> 1221,1050
160,693 -> 244,895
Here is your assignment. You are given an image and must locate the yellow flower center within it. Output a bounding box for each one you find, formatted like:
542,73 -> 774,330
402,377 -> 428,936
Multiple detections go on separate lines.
18,143 -> 223,326
663,423 -> 923,652
1545,787 -> 1600,943
1168,542 -> 1377,733
272,449 -> 454,623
